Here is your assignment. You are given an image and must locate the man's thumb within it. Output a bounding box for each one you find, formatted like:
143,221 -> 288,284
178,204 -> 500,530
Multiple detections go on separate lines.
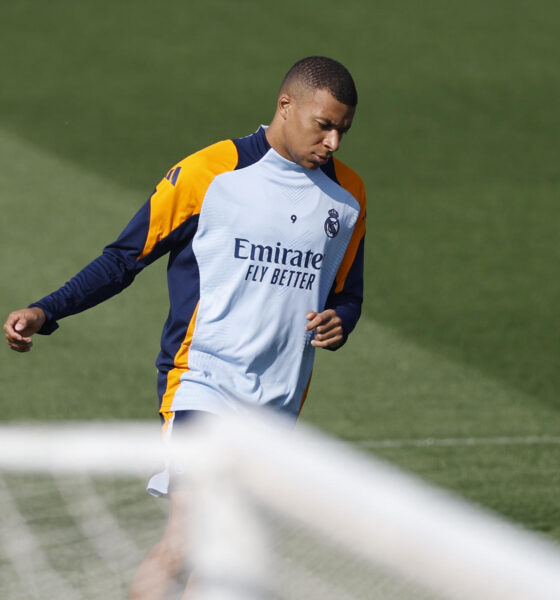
14,319 -> 26,332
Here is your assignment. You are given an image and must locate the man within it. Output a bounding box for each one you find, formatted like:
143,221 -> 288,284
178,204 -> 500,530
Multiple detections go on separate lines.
4,56 -> 366,598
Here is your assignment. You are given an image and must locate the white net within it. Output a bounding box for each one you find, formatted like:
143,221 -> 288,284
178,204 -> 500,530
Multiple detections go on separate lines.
2,414 -> 560,600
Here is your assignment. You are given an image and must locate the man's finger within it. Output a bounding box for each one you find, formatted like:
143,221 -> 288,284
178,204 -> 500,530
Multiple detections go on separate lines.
305,311 -> 318,330
314,319 -> 340,335
4,322 -> 21,341
311,331 -> 343,348
11,344 -> 33,352
14,319 -> 27,332
4,317 -> 28,340
305,315 -> 323,331
7,337 -> 33,352
310,312 -> 341,333
13,316 -> 37,337
5,328 -> 30,344
3,308 -> 45,345
305,309 -> 335,331
313,323 -> 343,341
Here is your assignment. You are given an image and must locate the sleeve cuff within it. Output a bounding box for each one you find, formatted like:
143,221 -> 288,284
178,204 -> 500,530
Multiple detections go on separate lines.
28,303 -> 60,335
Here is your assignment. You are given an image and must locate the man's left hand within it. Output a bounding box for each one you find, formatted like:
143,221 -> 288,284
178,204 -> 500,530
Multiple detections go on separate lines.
305,309 -> 343,349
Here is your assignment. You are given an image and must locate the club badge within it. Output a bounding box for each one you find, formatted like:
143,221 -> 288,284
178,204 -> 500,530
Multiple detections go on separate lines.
324,208 -> 340,238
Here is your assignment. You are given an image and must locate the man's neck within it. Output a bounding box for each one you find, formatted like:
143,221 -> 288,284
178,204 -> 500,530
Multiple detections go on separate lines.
264,118 -> 291,162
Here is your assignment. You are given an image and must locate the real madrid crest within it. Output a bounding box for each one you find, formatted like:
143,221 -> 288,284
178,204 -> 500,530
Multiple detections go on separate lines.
324,208 -> 340,238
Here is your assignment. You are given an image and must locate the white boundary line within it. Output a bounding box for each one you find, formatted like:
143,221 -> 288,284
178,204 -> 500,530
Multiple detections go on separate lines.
357,435 -> 560,449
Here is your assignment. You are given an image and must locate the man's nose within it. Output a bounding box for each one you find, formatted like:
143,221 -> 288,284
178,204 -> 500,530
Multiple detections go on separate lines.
324,130 -> 340,152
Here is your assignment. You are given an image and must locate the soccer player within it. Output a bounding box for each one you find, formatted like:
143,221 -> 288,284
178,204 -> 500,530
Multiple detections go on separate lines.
3,56 -> 366,598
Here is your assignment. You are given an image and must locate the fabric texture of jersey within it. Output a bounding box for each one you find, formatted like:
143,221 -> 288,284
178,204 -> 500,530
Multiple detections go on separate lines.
31,126 -> 366,419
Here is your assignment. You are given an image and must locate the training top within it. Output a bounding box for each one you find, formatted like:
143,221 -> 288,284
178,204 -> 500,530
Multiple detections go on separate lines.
31,126 -> 366,420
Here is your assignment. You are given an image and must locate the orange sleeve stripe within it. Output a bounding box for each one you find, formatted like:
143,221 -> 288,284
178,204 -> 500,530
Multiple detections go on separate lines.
332,157 -> 367,293
159,302 -> 200,414
139,140 -> 239,260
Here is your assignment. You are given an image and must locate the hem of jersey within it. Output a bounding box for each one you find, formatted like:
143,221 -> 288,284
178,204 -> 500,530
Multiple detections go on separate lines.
171,395 -> 301,422
170,397 -> 236,417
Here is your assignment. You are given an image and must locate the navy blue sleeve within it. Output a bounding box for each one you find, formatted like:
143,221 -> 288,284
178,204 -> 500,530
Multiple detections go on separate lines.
30,197 -> 193,335
30,252 -> 138,334
324,236 -> 364,349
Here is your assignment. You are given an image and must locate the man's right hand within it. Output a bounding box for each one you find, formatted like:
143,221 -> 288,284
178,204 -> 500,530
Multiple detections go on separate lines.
3,307 -> 46,352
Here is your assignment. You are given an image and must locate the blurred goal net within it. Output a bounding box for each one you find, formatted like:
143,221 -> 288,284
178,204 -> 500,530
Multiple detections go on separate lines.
2,413 -> 560,600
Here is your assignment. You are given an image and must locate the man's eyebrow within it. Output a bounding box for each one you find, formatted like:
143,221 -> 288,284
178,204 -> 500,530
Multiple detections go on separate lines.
317,118 -> 352,133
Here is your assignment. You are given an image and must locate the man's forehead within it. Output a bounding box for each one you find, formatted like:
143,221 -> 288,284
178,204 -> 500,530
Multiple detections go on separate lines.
306,88 -> 355,125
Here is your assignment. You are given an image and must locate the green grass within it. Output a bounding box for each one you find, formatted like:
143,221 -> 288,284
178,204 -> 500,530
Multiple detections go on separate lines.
1,0 -> 559,543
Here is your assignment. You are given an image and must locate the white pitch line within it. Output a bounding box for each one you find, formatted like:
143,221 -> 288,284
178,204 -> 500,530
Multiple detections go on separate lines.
357,436 -> 560,449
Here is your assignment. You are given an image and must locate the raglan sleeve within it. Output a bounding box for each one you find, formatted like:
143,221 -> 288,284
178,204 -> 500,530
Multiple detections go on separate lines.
30,162 -> 198,335
324,170 -> 367,348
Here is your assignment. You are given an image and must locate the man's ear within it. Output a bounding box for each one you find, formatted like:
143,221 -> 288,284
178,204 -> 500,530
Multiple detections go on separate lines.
278,93 -> 294,120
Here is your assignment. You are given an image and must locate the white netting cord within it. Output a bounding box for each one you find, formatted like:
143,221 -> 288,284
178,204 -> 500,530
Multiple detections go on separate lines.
177,440 -> 270,600
186,414 -> 560,600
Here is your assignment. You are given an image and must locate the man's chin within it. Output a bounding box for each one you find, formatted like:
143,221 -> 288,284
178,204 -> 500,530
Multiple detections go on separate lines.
293,154 -> 324,170
304,155 -> 325,170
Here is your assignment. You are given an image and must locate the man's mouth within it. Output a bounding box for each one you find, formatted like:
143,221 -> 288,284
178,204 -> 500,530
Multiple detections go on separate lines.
313,153 -> 330,164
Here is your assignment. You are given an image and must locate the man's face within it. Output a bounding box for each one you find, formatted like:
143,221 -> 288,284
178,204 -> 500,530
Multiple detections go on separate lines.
279,88 -> 355,170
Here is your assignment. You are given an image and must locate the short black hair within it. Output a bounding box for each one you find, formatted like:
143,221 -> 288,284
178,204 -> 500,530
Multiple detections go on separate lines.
280,56 -> 358,107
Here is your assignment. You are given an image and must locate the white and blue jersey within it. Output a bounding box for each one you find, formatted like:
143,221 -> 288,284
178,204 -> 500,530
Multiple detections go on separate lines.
31,126 -> 366,423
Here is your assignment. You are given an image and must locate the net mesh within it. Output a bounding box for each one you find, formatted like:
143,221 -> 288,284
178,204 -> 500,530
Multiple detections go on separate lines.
0,473 -> 441,600
258,504 -> 443,600
0,472 -> 164,599
1,416 -> 560,600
